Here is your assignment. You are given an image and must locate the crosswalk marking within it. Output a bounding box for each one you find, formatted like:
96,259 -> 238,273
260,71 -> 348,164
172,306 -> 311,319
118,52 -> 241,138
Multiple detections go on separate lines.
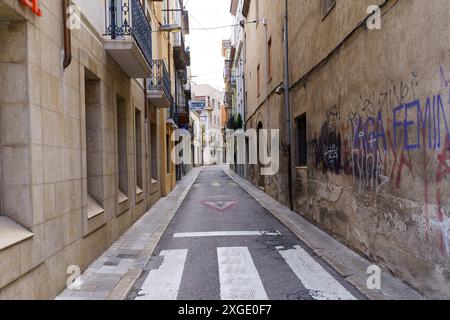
211,182 -> 221,187
136,249 -> 188,300
276,246 -> 356,300
174,231 -> 282,238
217,247 -> 268,300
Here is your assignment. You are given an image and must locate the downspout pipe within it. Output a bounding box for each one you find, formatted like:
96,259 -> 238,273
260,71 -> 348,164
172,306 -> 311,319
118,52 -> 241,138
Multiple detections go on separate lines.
263,18 -> 269,130
283,0 -> 293,211
62,0 -> 72,69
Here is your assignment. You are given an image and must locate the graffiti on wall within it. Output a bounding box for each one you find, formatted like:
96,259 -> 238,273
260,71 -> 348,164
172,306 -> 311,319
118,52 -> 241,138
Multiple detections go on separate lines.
348,112 -> 389,193
313,121 -> 342,174
433,67 -> 450,255
313,67 -> 450,256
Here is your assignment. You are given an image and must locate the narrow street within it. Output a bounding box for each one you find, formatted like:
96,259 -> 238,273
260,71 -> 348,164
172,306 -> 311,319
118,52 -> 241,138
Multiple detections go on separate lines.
127,166 -> 363,300
1,0 -> 447,304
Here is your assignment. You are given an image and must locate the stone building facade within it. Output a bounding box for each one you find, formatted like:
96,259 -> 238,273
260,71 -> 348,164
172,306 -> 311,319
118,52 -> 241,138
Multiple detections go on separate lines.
232,0 -> 450,298
0,0 -> 190,299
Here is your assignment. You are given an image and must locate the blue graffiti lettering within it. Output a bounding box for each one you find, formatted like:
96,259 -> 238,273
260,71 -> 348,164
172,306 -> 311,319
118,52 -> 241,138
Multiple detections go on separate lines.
393,94 -> 450,151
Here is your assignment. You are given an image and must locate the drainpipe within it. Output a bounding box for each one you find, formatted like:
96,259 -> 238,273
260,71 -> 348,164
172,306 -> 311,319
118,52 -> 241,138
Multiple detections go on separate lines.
62,0 -> 72,69
262,18 -> 269,130
283,0 -> 293,211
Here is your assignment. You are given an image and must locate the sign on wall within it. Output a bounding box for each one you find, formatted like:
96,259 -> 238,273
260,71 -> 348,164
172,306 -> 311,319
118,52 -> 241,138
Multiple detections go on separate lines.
19,0 -> 42,16
189,100 -> 206,111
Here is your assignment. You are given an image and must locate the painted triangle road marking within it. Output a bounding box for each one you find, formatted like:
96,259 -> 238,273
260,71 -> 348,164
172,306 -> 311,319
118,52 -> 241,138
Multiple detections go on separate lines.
202,201 -> 237,212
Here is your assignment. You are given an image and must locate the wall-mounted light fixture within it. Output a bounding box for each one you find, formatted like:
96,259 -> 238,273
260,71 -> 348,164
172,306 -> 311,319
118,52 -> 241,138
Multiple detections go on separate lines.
159,24 -> 182,33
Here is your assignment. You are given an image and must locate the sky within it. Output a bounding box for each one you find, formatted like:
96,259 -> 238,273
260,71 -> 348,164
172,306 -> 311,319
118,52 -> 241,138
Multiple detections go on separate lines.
185,0 -> 233,91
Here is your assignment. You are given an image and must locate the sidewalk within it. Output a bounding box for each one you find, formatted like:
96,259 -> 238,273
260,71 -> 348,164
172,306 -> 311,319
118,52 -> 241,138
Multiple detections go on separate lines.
56,168 -> 201,300
223,168 -> 424,300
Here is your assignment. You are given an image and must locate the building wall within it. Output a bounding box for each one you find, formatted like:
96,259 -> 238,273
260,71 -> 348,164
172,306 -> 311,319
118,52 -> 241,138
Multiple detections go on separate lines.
230,0 -> 247,122
242,0 -> 450,298
192,84 -> 224,165
148,0 -> 177,197
0,0 -> 165,299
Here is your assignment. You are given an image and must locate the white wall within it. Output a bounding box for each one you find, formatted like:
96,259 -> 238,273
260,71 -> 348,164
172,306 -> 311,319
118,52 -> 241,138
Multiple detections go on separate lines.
73,0 -> 106,35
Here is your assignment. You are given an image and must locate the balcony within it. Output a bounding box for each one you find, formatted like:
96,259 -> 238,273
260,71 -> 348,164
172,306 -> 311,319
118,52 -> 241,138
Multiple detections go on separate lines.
175,85 -> 189,128
104,0 -> 152,78
224,92 -> 233,108
173,11 -> 191,70
147,60 -> 173,109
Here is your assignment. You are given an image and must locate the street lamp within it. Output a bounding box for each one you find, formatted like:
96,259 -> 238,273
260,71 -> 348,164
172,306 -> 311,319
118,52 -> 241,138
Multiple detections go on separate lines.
159,24 -> 182,33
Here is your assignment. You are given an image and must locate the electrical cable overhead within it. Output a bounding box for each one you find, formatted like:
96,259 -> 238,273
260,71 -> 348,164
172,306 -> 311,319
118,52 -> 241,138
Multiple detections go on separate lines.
189,21 -> 258,31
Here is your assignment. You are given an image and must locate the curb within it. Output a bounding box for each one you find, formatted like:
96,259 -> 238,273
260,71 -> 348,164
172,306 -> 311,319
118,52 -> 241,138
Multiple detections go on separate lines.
105,169 -> 201,300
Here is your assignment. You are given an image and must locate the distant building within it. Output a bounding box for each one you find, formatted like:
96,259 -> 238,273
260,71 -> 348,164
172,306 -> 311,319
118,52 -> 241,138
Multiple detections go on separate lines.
191,84 -> 224,165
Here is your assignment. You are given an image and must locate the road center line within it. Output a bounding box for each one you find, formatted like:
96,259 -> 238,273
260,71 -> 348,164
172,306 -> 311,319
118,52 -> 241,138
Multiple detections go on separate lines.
173,231 -> 282,238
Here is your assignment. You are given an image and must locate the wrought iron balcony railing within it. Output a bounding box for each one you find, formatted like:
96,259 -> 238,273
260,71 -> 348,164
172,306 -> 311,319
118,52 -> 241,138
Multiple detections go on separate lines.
148,59 -> 173,104
105,0 -> 152,67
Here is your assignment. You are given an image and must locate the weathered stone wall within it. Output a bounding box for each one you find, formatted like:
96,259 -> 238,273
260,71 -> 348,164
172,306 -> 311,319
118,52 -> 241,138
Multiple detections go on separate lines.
245,0 -> 450,298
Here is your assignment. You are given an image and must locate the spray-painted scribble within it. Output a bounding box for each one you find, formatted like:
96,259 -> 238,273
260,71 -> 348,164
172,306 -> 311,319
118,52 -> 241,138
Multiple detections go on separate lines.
314,122 -> 342,174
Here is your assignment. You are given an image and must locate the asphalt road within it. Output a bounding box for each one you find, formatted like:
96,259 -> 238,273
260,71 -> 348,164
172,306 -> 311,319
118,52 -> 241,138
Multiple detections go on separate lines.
128,166 -> 365,300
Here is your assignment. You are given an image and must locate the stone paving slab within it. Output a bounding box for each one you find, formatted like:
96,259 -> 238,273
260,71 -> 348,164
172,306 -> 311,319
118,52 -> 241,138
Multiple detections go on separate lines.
55,168 -> 201,300
223,167 -> 425,300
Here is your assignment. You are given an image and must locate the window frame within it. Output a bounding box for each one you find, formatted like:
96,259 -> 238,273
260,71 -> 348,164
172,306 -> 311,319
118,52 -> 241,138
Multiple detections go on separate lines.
296,114 -> 308,167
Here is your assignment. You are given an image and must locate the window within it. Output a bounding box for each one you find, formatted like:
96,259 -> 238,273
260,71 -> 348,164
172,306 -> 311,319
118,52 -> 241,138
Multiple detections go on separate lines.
296,114 -> 307,166
117,95 -> 128,206
166,134 -> 171,174
135,109 -> 143,198
0,20 -> 34,245
321,0 -> 336,19
85,69 -> 104,218
257,121 -> 265,188
268,37 -> 272,81
150,122 -> 158,182
257,64 -> 260,97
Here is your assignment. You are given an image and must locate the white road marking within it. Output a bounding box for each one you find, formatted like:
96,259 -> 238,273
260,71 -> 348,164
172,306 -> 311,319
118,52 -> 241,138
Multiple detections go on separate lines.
211,182 -> 221,187
217,247 -> 268,300
276,245 -> 356,300
136,249 -> 188,300
174,231 -> 282,238
202,201 -> 236,211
